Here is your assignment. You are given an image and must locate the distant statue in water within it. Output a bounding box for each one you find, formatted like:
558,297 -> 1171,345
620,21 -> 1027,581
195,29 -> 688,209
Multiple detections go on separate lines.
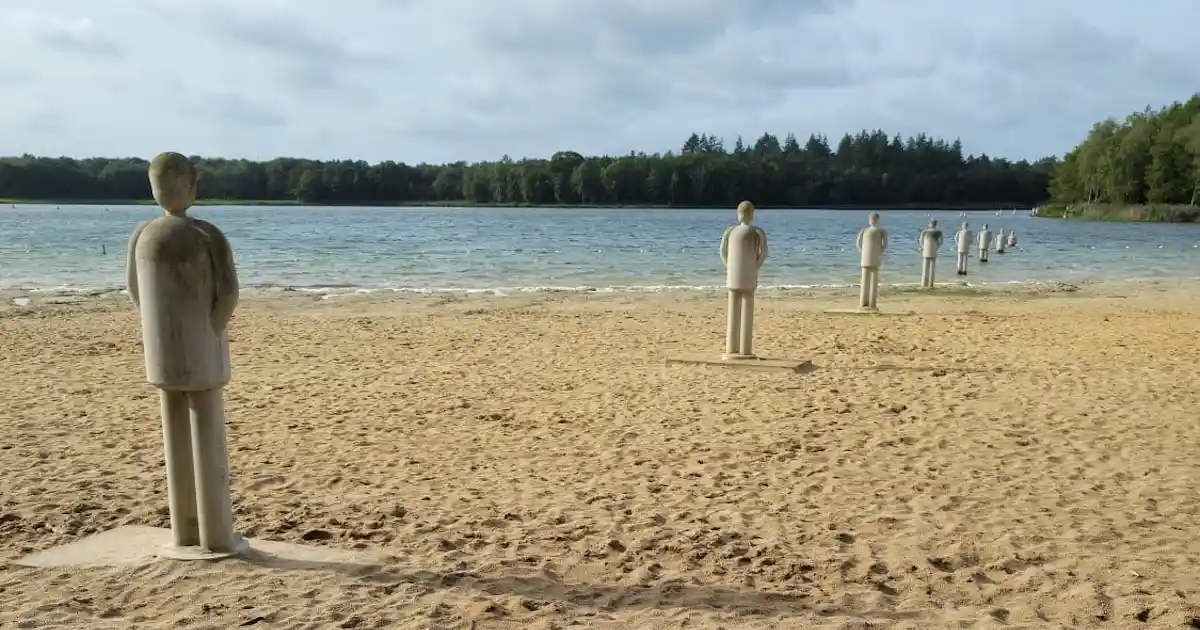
1006,230 -> 1018,248
719,200 -> 768,359
918,219 -> 943,288
977,224 -> 992,263
126,151 -> 245,558
855,212 -> 888,310
954,222 -> 973,276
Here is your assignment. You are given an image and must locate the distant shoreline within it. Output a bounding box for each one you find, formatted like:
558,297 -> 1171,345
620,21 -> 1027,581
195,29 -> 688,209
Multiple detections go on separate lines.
0,198 -> 1035,211
1034,203 -> 1200,223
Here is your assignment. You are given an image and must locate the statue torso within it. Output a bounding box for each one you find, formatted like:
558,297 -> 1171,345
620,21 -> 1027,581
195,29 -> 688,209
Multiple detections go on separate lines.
132,215 -> 230,390
956,229 -> 972,252
921,229 -> 942,257
725,224 -> 763,290
860,226 -> 885,268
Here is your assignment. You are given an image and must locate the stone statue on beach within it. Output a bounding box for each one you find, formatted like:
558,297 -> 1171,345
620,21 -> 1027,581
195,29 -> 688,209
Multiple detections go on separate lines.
719,201 -> 767,359
1006,230 -> 1019,248
977,224 -> 992,263
955,222 -> 973,276
855,212 -> 888,310
994,228 -> 1007,254
126,151 -> 246,559
918,219 -> 943,288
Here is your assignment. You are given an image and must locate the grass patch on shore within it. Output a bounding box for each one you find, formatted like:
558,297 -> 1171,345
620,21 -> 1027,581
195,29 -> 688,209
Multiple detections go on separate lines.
1035,203 -> 1200,222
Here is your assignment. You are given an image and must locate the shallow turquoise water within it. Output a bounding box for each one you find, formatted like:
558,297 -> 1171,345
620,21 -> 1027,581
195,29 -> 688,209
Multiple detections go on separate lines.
2,205 -> 1199,294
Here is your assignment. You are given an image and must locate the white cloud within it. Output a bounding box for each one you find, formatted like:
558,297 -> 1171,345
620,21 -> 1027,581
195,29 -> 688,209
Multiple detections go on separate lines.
0,0 -> 1196,163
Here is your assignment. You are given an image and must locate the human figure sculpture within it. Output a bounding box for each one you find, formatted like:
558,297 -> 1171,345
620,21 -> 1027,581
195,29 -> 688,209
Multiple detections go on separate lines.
995,228 -> 1007,254
855,212 -> 888,310
918,219 -> 943,288
719,201 -> 767,359
127,152 -> 245,559
977,224 -> 992,263
1006,230 -> 1018,248
954,222 -> 973,276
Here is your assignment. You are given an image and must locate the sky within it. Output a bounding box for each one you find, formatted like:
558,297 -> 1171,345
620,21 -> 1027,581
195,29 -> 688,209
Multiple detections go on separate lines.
1,0 -> 1197,165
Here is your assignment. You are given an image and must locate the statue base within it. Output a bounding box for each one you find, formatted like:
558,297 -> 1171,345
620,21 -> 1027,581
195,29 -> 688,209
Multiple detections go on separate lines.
11,526 -> 383,569
823,308 -> 915,316
158,534 -> 250,561
666,354 -> 811,372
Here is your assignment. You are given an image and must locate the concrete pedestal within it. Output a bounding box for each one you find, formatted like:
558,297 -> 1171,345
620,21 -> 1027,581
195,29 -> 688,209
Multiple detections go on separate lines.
823,308 -> 915,316
666,354 -> 811,372
12,526 -> 383,570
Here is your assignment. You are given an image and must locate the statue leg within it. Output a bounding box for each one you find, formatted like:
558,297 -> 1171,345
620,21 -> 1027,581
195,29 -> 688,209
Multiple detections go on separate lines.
161,390 -> 200,547
980,249 -> 988,263
929,258 -> 937,286
738,291 -> 755,357
188,388 -> 238,553
960,253 -> 969,275
868,269 -> 880,308
859,267 -> 871,308
725,290 -> 742,356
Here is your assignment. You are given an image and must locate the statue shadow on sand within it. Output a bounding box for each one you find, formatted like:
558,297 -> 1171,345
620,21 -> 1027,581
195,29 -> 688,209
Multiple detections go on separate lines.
238,551 -> 925,621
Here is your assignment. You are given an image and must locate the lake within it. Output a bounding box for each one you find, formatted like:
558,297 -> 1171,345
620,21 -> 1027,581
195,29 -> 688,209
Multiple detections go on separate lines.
2,205 -> 1199,295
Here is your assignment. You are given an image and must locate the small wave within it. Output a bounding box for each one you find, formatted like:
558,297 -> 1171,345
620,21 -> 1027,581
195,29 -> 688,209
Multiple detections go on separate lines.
24,285 -> 125,297
2,276 -> 1194,300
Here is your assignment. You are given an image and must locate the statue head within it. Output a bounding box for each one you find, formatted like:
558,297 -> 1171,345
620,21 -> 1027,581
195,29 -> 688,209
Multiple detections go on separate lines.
928,219 -> 938,229
868,212 -> 880,227
149,152 -> 198,216
736,200 -> 755,224
982,223 -> 989,230
961,222 -> 969,230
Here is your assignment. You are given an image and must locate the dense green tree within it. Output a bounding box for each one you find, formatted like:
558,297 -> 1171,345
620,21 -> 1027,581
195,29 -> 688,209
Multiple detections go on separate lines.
1049,94 -> 1200,207
0,129 -> 1056,207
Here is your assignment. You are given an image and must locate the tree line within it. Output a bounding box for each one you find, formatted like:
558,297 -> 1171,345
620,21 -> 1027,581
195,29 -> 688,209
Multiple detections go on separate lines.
0,130 -> 1055,208
1048,94 -> 1200,216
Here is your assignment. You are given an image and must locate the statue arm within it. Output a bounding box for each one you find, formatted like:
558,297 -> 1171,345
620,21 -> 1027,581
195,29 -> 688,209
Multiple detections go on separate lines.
196,220 -> 240,332
756,228 -> 768,267
125,221 -> 148,309
719,227 -> 733,266
880,230 -> 889,251
855,228 -> 865,251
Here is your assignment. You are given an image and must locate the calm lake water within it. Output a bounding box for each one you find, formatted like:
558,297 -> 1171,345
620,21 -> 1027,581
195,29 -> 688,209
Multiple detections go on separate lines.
2,205 -> 1200,295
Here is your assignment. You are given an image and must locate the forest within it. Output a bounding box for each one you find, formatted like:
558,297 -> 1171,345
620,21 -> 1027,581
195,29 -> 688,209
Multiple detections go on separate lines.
0,130 -> 1053,208
1046,94 -> 1200,221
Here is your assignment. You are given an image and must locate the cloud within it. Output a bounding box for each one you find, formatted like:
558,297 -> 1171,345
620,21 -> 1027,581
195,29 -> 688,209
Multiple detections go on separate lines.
178,83 -> 289,129
0,0 -> 1197,163
3,11 -> 123,57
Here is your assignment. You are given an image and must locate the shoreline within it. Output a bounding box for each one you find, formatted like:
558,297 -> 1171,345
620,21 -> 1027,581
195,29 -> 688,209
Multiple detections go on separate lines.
4,276 -> 1191,311
1,198 -> 1036,211
1033,202 -> 1200,223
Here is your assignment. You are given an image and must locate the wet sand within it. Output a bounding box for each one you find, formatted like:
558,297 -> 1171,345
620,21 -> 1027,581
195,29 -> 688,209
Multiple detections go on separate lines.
1,281 -> 1199,629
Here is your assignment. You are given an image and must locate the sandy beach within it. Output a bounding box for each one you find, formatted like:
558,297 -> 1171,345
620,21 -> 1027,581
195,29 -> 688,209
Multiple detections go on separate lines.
1,281 -> 1199,629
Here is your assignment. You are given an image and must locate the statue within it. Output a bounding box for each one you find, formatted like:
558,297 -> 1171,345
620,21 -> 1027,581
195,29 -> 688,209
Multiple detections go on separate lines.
954,222 -> 973,276
719,201 -> 767,359
126,152 -> 245,559
995,228 -> 1007,254
1006,230 -> 1018,248
977,224 -> 992,263
856,212 -> 888,310
918,219 -> 943,288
